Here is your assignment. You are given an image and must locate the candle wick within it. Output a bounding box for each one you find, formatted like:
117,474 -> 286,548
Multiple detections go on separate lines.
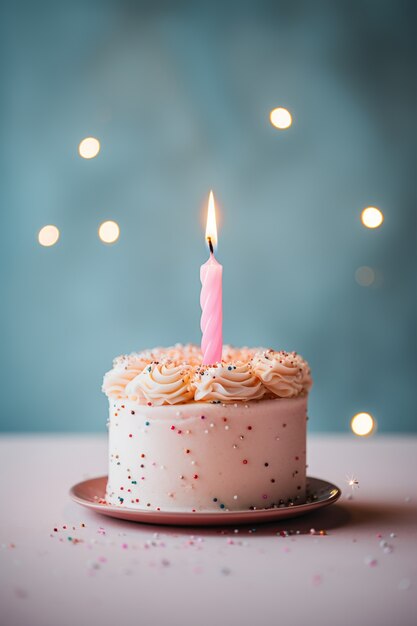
208,237 -> 214,254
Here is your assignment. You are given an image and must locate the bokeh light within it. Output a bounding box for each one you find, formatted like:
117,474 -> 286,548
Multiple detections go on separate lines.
78,137 -> 100,159
38,225 -> 60,247
361,207 -> 384,229
351,412 -> 375,436
355,266 -> 375,287
269,107 -> 292,130
98,220 -> 120,244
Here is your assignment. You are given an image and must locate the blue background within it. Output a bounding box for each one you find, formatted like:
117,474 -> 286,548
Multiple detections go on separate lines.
1,0 -> 415,432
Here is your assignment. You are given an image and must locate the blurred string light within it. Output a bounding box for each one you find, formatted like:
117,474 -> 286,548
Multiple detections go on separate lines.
361,206 -> 384,229
38,225 -> 60,247
355,266 -> 375,287
78,137 -> 100,159
99,220 -> 120,244
351,412 -> 375,436
269,107 -> 292,130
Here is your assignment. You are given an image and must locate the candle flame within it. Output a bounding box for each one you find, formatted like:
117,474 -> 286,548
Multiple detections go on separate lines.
205,190 -> 218,251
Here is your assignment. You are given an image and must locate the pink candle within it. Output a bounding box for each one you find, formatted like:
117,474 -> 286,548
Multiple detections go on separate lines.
200,191 -> 223,365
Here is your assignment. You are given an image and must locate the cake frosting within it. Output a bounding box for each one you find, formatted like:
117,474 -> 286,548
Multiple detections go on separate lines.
125,361 -> 194,406
193,362 -> 265,402
103,344 -> 311,513
252,350 -> 312,398
102,344 -> 311,405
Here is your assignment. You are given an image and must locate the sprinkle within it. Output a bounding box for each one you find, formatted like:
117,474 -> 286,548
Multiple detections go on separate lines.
364,556 -> 378,567
131,410 -> 135,415
170,425 -> 175,430
264,462 -> 269,467
129,434 -> 133,438
185,449 -> 191,454
193,474 -> 199,479
242,459 -> 248,465
145,421 -> 150,426
233,495 -> 238,500
247,426 -> 252,430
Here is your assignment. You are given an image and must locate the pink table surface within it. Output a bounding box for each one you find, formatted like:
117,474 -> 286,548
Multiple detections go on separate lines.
1,434 -> 416,626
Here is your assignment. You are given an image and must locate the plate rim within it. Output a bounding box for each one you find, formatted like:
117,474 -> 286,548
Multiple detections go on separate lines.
69,475 -> 341,521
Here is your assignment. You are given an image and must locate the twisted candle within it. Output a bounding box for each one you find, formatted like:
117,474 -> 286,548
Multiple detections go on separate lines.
200,244 -> 223,365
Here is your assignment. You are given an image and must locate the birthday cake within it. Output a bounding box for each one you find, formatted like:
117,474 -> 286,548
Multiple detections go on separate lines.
102,344 -> 312,512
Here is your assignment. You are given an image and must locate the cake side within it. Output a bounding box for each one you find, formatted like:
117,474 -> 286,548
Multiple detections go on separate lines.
106,396 -> 307,512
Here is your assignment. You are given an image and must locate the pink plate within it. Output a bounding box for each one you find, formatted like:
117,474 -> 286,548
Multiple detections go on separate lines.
70,476 -> 341,526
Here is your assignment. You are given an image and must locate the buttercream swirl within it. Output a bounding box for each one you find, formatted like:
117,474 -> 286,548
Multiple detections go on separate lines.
125,360 -> 194,406
102,344 -> 312,404
102,355 -> 151,398
251,350 -> 312,398
194,362 -> 265,402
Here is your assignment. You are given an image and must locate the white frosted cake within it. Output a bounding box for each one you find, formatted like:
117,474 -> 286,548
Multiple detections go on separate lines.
102,345 -> 312,512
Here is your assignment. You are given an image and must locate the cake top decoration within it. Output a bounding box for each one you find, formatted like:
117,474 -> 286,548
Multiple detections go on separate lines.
102,344 -> 312,405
